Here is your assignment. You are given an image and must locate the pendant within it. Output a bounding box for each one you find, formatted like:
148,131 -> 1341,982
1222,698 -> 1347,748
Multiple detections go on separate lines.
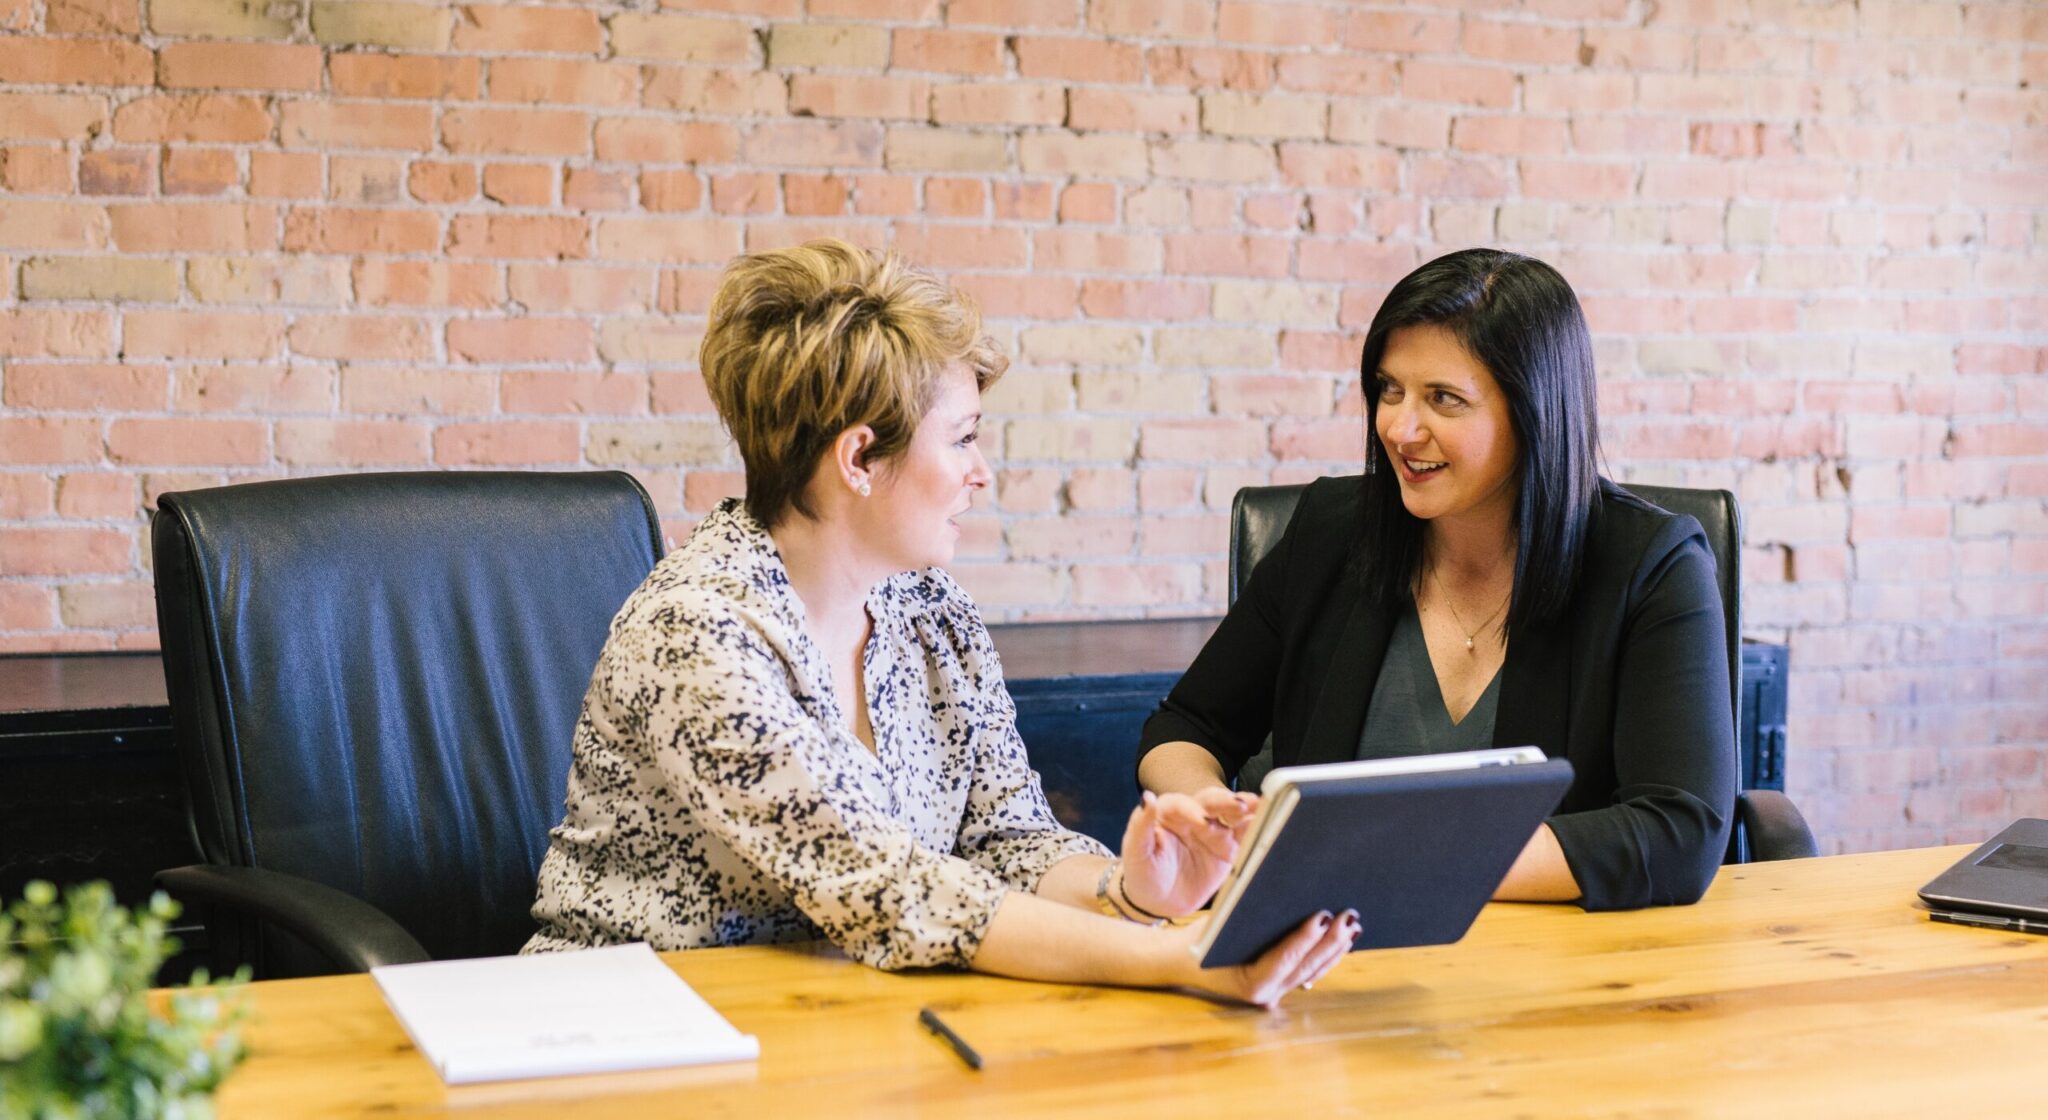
1464,637 -> 1475,651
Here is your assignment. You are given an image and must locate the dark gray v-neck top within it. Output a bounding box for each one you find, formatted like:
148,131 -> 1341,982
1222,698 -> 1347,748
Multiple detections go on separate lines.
1356,605 -> 1501,759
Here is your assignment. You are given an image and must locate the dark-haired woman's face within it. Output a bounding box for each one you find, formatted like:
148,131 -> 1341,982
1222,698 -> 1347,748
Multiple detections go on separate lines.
1372,325 -> 1520,534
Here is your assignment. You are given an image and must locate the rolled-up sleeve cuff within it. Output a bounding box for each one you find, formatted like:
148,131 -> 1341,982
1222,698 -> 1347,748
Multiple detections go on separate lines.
1546,809 -> 1644,912
988,829 -> 1113,895
1547,800 -> 1723,912
1136,708 -> 1242,783
820,849 -> 1014,972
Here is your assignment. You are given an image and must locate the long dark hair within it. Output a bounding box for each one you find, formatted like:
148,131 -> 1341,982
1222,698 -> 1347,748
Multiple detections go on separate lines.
1356,249 -> 1600,632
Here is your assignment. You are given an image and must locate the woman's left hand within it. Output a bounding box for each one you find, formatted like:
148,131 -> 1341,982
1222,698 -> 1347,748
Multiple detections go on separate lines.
1117,788 -> 1260,919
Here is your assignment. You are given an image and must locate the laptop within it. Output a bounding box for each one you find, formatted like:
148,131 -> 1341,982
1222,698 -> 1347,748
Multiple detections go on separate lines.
1917,818 -> 2048,922
1193,746 -> 1574,968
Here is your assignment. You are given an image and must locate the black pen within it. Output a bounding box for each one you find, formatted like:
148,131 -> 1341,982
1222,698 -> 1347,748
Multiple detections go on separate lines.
1928,909 -> 2048,936
918,1006 -> 983,1071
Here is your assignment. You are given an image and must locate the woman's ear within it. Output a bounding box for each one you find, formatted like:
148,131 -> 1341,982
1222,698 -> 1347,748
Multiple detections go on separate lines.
833,425 -> 878,497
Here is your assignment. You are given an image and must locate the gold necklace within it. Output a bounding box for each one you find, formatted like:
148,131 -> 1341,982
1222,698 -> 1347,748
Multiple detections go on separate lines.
1429,563 -> 1509,653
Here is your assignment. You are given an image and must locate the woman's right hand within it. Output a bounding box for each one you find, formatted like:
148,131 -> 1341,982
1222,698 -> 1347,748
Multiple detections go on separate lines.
1117,788 -> 1261,920
1171,908 -> 1360,1008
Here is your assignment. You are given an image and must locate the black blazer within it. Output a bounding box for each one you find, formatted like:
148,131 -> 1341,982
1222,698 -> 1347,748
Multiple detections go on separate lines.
1140,476 -> 1738,911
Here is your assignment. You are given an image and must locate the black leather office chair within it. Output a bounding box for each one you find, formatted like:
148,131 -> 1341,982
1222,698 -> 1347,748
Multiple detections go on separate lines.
151,471 -> 663,978
1228,480 -> 1818,864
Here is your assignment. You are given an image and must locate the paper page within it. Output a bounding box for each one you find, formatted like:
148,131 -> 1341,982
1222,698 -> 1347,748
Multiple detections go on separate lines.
372,943 -> 760,1085
1192,787 -> 1300,960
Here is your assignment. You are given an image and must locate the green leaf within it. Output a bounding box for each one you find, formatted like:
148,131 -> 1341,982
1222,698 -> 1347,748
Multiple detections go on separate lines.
1,880 -> 250,1118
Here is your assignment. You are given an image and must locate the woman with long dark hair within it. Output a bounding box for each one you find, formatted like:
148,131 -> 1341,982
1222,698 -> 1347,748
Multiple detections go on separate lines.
1138,249 -> 1737,911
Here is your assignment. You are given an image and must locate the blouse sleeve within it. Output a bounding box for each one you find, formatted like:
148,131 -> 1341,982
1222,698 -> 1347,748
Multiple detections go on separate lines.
1546,530 -> 1738,910
932,595 -> 1113,886
612,592 -> 1013,972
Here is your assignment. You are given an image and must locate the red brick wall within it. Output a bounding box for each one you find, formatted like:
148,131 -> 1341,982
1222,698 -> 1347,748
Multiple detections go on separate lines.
0,0 -> 2043,852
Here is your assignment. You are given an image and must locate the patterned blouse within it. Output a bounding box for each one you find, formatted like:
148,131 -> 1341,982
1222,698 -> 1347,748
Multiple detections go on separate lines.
524,500 -> 1108,970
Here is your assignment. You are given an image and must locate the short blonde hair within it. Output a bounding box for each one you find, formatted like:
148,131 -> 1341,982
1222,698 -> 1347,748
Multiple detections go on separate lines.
700,239 -> 1006,528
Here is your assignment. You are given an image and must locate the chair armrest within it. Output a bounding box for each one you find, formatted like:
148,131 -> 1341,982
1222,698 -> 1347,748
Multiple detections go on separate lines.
1736,790 -> 1819,863
156,864 -> 431,972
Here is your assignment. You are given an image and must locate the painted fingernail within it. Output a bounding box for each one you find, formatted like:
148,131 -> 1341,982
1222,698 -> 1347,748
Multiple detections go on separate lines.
1316,911 -> 1333,929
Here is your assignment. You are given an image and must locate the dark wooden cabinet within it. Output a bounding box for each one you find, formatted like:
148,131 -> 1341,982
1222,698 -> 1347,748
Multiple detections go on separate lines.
0,629 -> 1794,899
990,618 -> 1215,848
0,656 -> 183,907
1001,626 -> 1796,850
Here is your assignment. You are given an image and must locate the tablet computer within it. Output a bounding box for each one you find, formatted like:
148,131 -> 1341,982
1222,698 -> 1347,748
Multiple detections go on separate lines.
1193,746 -> 1574,968
1918,818 -> 2048,922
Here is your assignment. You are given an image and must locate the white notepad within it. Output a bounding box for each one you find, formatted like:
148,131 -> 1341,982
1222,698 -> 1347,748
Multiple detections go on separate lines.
371,943 -> 760,1085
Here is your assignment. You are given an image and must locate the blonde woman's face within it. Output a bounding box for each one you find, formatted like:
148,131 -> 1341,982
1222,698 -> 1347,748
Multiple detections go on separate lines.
866,364 -> 991,571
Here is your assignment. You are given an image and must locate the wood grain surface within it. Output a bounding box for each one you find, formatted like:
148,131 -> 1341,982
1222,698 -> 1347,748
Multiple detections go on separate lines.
201,845 -> 2048,1118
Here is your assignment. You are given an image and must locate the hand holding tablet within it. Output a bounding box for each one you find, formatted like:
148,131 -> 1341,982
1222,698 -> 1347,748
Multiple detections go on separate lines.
1195,747 -> 1574,968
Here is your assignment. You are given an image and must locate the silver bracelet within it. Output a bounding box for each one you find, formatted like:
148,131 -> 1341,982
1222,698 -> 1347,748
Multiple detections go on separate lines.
1094,861 -> 1162,926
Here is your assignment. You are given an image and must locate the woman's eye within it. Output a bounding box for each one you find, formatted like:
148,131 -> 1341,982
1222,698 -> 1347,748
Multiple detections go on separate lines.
958,431 -> 978,446
1376,380 -> 1400,400
1431,390 -> 1466,408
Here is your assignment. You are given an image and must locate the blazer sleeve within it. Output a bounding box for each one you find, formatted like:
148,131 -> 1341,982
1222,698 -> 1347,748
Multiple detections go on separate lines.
1137,488 -> 1306,784
1546,529 -> 1738,910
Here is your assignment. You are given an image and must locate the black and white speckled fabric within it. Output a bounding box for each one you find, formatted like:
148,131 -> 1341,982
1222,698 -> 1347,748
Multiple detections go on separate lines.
523,499 -> 1108,970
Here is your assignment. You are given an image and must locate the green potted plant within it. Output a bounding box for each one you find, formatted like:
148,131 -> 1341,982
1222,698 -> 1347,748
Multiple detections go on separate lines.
0,881 -> 249,1120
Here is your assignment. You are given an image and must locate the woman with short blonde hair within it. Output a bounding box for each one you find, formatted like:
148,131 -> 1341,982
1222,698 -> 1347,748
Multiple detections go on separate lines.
528,240 -> 1353,1006
700,239 -> 1006,527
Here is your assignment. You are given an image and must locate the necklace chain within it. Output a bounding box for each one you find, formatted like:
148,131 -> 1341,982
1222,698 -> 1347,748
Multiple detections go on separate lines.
1429,563 -> 1509,653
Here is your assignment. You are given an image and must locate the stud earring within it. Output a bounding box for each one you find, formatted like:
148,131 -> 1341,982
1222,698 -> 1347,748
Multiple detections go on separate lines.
855,478 -> 871,497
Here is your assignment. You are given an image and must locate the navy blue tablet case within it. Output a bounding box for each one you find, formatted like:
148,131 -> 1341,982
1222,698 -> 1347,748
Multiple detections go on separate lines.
1199,758 -> 1575,968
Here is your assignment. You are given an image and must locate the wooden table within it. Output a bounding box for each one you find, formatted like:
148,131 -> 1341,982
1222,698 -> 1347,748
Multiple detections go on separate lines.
203,845 -> 2046,1118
